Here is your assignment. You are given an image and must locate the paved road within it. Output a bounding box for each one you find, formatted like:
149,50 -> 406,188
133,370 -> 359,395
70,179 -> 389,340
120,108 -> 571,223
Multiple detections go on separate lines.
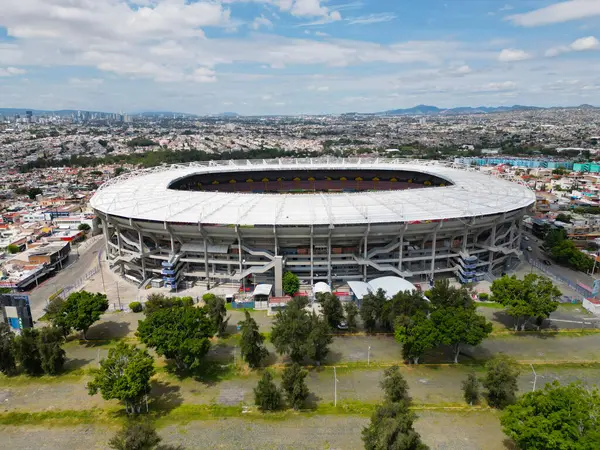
523,231 -> 597,291
27,238 -> 105,321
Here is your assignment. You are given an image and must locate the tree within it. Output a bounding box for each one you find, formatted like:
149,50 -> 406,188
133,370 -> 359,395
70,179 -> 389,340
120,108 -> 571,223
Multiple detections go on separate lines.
143,294 -> 193,316
381,365 -> 410,403
360,289 -> 387,332
14,328 -> 42,375
482,354 -> 520,409
203,293 -> 229,337
46,297 -> 70,336
281,363 -> 309,410
282,271 -> 300,296
254,370 -> 282,411
555,213 -> 572,223
137,306 -> 213,371
394,312 -> 438,364
305,313 -> 333,366
108,421 -> 182,450
6,244 -> 20,254
270,297 -> 311,363
428,279 -> 473,309
38,326 -> 66,375
344,301 -> 359,332
78,223 -> 91,232
88,342 -> 155,414
490,274 -> 560,331
382,290 -> 429,332
462,373 -> 480,405
0,322 -> 16,375
318,292 -> 345,330
239,311 -> 268,369
59,291 -> 109,339
362,401 -> 429,450
27,187 -> 43,200
501,381 -> 600,450
431,306 -> 492,363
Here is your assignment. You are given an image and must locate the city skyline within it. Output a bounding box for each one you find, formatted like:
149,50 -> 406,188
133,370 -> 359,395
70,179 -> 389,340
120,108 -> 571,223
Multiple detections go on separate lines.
1,0 -> 600,115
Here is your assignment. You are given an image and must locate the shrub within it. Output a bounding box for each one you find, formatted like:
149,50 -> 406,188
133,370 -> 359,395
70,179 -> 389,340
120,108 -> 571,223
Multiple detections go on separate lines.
130,302 -> 143,313
478,293 -> 489,301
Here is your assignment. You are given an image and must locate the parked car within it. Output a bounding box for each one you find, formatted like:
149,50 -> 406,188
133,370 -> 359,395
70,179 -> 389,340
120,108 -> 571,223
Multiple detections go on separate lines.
526,246 -> 532,252
524,236 -> 530,241
543,260 -> 552,266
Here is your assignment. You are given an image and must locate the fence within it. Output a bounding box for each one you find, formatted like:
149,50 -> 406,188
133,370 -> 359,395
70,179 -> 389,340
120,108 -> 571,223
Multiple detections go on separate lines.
524,254 -> 591,298
52,251 -> 102,301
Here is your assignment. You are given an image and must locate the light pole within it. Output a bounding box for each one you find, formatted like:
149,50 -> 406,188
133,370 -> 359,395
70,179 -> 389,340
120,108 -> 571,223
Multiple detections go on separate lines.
368,346 -> 371,366
530,363 -> 539,392
334,366 -> 338,407
116,281 -> 121,311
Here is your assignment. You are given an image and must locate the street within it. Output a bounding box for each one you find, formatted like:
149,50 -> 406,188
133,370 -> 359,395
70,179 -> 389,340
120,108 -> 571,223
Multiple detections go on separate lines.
26,238 -> 105,320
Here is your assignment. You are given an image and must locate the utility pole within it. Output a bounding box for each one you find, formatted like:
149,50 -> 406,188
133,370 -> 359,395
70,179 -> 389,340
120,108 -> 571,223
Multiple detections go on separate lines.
368,346 -> 371,366
116,281 -> 121,310
334,366 -> 338,407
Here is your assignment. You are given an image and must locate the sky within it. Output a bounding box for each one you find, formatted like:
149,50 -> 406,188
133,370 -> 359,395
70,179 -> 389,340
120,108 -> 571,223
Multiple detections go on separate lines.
1,0 -> 600,115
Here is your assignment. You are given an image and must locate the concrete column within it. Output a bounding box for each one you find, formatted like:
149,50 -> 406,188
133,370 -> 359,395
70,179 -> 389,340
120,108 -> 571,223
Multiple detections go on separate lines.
488,223 -> 497,273
310,226 -> 314,287
364,230 -> 368,282
204,239 -> 210,289
138,230 -> 146,281
398,234 -> 404,271
274,256 -> 284,297
115,225 -> 122,257
102,217 -> 110,260
430,229 -> 437,278
462,227 -> 468,253
273,226 -> 278,256
327,233 -> 332,286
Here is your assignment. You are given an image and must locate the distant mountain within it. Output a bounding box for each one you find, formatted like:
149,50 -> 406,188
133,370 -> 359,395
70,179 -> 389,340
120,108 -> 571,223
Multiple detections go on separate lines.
377,104 -> 596,116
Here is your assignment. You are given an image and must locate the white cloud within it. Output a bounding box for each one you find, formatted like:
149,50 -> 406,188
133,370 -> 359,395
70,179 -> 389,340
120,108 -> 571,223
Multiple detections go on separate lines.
252,15 -> 273,30
546,36 -> 600,56
498,48 -> 532,62
347,13 -> 396,25
68,77 -> 104,86
308,85 -> 329,91
187,67 -> 217,83
225,0 -> 340,20
0,67 -> 26,76
508,1 -> 600,27
485,81 -> 516,91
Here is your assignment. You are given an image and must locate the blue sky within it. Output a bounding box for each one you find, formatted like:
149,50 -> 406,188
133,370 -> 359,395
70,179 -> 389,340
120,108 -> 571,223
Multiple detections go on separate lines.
0,0 -> 600,115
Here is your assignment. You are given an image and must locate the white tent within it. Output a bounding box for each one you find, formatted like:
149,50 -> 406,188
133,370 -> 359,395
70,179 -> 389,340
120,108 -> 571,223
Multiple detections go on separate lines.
348,277 -> 417,300
313,282 -> 332,296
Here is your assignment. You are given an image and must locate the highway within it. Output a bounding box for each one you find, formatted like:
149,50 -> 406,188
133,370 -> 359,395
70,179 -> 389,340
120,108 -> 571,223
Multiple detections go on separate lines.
27,238 -> 105,321
522,231 -> 597,293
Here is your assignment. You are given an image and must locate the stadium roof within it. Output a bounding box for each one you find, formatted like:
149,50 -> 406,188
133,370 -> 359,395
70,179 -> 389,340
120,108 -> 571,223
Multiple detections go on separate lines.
90,158 -> 535,226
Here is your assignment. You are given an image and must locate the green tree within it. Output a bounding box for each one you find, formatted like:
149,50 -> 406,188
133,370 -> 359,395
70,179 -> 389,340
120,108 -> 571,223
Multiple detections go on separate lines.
555,213 -> 572,223
59,291 -> 109,339
281,363 -> 309,410
46,297 -> 70,336
282,271 -> 300,296
360,288 -> 387,332
108,420 -> 182,450
431,306 -> 492,363
270,297 -> 311,363
344,301 -> 359,332
78,223 -> 91,232
27,187 -> 43,200
318,292 -> 345,330
501,381 -> 600,450
203,293 -> 229,337
14,328 -> 42,375
382,290 -> 429,331
0,322 -> 17,375
462,373 -> 480,405
305,313 -> 333,366
381,365 -> 410,403
428,279 -> 473,309
394,312 -> 438,364
239,311 -> 268,369
362,401 -> 429,450
137,306 -> 212,371
483,354 -> 520,409
143,294 -> 193,316
6,244 -> 20,254
254,370 -> 282,411
38,326 -> 66,375
490,274 -> 560,331
88,342 -> 155,414
114,167 -> 127,177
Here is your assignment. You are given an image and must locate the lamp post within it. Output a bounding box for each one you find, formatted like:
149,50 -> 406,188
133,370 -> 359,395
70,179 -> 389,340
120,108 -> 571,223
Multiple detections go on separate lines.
368,346 -> 371,366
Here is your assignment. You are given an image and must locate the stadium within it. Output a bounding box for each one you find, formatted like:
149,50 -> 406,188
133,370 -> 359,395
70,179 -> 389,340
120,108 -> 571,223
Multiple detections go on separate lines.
90,158 -> 535,295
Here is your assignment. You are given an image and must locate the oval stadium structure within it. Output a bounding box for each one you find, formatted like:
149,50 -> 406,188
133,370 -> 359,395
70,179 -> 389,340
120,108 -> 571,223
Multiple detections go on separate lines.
90,158 -> 535,295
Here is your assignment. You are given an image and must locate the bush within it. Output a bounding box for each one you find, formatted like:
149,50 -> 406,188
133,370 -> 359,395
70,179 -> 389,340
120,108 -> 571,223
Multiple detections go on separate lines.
130,302 -> 143,313
478,293 -> 489,301
254,370 -> 282,411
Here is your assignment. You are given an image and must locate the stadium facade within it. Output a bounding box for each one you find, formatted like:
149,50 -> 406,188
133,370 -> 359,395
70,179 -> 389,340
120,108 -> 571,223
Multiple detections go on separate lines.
90,158 -> 535,295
